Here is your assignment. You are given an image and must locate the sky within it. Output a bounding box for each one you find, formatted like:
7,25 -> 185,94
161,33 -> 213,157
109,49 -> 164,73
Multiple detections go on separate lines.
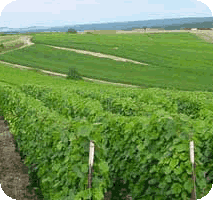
0,0 -> 212,29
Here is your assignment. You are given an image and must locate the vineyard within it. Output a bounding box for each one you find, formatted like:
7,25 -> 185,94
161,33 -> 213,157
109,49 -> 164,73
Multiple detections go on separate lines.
0,31 -> 213,199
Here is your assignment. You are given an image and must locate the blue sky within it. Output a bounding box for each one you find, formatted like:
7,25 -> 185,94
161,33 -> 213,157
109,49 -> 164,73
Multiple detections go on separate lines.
0,0 -> 212,28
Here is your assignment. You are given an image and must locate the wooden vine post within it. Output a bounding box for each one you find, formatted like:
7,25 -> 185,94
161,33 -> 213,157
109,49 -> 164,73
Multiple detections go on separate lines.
190,140 -> 197,200
88,140 -> 95,192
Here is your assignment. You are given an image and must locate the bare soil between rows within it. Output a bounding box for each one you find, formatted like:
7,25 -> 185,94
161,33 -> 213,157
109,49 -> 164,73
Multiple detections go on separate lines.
0,115 -> 132,200
0,115 -> 43,200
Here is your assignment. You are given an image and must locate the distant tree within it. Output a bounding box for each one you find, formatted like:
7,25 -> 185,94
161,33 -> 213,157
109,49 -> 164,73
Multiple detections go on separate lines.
198,28 -> 211,30
66,67 -> 83,80
68,28 -> 77,33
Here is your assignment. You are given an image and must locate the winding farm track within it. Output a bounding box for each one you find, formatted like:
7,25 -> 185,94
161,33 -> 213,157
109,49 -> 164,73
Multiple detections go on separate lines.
0,30 -> 213,89
0,35 -> 143,89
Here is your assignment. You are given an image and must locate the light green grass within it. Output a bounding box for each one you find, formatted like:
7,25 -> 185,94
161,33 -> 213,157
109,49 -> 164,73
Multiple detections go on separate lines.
0,43 -> 181,90
1,32 -> 213,92
0,62 -> 138,91
29,32 -> 213,92
31,32 -> 213,69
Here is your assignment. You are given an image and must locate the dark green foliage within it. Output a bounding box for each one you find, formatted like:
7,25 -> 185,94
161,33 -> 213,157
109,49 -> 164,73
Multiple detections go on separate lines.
66,67 -> 83,80
67,28 -> 77,33
1,80 -> 213,199
0,44 -> 4,49
176,99 -> 201,119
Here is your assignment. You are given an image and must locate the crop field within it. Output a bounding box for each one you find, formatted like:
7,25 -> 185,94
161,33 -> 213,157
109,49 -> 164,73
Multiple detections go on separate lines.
0,32 -> 213,92
31,32 -> 213,70
0,43 -> 153,88
1,31 -> 213,200
1,60 -> 213,199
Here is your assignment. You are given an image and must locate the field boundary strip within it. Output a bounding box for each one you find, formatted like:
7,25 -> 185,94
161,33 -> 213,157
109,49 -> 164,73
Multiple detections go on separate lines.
45,44 -> 148,66
0,60 -> 141,88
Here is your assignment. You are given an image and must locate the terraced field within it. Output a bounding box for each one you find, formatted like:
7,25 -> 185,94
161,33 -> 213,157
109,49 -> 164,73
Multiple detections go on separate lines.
0,31 -> 213,92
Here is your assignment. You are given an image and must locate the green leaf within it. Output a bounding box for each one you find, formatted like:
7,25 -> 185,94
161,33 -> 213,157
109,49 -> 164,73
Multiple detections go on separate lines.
137,143 -> 145,151
179,153 -> 188,161
171,183 -> 182,194
181,191 -> 188,199
77,125 -> 92,137
173,138 -> 181,145
72,165 -> 84,178
81,164 -> 88,173
93,187 -> 104,200
173,165 -> 183,175
164,166 -> 172,174
63,189 -> 75,200
165,175 -> 172,183
149,178 -> 158,185
169,159 -> 179,169
158,181 -> 167,188
98,160 -> 109,174
175,143 -> 188,152
56,141 -> 63,150
183,179 -> 193,193
181,172 -> 188,180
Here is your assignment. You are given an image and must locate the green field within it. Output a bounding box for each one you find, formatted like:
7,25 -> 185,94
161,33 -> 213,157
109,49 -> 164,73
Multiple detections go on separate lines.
1,60 -> 213,200
31,32 -> 213,68
1,31 -> 213,199
0,32 -> 213,92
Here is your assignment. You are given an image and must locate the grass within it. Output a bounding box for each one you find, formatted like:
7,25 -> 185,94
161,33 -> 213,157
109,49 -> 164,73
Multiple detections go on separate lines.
0,31 -> 213,92
0,62 -> 128,90
31,32 -> 213,68
0,43 -> 153,86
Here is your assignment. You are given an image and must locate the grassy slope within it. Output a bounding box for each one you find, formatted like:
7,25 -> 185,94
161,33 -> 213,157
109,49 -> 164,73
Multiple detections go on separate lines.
0,62 -> 141,92
0,44 -> 156,88
1,32 -> 213,92
31,32 -> 213,69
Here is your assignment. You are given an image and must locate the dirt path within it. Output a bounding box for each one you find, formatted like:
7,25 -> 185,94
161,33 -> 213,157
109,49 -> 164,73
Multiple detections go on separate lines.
0,116 -> 43,200
0,60 -> 142,89
19,36 -> 34,46
18,36 -> 148,66
0,35 -> 145,88
45,44 -> 148,66
1,30 -> 213,89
